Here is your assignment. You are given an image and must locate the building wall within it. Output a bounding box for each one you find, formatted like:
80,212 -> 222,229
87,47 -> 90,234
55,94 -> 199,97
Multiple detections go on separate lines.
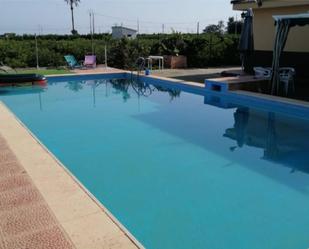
233,0 -> 309,11
233,2 -> 309,76
112,28 -> 123,39
122,29 -> 137,39
253,5 -> 309,52
112,27 -> 137,39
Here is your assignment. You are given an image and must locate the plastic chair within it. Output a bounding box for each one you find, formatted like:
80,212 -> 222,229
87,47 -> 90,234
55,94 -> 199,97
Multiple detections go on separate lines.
64,55 -> 82,69
84,55 -> 96,68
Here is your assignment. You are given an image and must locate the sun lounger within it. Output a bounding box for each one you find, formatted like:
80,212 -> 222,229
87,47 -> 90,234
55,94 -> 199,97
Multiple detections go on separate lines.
0,62 -> 46,86
0,74 -> 46,86
64,55 -> 83,69
0,63 -> 17,73
84,55 -> 96,68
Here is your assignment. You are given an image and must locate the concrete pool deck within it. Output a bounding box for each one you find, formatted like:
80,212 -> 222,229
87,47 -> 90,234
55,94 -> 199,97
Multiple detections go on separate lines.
0,103 -> 142,249
55,66 -> 262,93
72,66 -> 125,75
152,67 -> 242,83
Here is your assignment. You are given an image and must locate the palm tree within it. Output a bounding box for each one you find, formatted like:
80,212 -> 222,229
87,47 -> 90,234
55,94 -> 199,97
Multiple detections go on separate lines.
64,0 -> 80,34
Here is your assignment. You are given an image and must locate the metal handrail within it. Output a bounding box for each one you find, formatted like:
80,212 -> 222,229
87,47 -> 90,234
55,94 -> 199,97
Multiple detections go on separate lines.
135,57 -> 145,74
130,57 -> 145,83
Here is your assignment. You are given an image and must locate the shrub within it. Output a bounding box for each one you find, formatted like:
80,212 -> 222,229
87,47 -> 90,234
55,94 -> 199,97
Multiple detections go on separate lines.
0,33 -> 240,69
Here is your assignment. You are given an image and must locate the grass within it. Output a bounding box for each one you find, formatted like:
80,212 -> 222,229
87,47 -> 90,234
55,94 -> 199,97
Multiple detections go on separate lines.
16,68 -> 72,75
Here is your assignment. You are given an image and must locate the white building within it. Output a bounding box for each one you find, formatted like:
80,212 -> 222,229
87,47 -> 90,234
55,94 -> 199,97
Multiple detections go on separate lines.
112,26 -> 137,39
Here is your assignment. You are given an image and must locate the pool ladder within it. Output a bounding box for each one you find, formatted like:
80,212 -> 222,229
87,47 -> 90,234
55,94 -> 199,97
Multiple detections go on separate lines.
131,57 -> 145,80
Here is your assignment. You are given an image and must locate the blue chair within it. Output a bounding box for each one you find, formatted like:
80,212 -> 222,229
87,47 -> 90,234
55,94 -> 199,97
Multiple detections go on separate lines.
64,55 -> 82,69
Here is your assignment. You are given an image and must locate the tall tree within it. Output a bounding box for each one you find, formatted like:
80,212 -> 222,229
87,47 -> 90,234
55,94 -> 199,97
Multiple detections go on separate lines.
226,17 -> 243,35
203,21 -> 225,35
65,0 -> 80,35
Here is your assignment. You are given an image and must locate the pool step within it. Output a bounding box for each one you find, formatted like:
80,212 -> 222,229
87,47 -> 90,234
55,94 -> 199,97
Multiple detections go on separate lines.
205,79 -> 229,92
205,76 -> 266,93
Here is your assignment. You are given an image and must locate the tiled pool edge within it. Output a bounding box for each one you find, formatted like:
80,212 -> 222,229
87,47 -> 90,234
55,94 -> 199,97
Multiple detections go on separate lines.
135,73 -> 309,116
0,102 -> 144,249
138,73 -> 309,116
46,71 -> 309,118
47,68 -> 309,112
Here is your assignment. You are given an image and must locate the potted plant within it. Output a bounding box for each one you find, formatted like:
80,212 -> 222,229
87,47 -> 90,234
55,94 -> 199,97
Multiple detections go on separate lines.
161,34 -> 187,69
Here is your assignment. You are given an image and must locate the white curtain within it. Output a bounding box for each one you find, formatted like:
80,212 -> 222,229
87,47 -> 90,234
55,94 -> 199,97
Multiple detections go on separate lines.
270,19 -> 291,95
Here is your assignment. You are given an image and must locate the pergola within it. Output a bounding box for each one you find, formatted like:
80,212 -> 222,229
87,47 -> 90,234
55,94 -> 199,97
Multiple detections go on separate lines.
271,13 -> 309,95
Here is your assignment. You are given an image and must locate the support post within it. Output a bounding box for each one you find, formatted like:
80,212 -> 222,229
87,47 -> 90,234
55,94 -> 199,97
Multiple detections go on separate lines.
35,34 -> 39,70
197,22 -> 200,35
104,45 -> 108,68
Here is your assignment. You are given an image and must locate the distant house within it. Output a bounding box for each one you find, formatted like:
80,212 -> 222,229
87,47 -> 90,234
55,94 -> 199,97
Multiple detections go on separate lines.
1,33 -> 16,38
112,26 -> 137,39
231,0 -> 309,76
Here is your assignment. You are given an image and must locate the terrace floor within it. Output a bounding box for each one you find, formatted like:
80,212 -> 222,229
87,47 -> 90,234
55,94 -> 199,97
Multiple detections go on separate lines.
72,65 -> 125,75
152,67 -> 242,83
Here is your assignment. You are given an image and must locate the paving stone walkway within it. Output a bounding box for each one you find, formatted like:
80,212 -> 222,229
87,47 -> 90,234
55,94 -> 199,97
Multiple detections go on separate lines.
0,135 -> 75,249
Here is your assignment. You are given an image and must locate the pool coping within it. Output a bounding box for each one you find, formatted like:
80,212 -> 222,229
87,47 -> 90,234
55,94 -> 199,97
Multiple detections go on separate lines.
0,102 -> 144,249
47,70 -> 309,112
127,72 -> 309,118
45,71 -> 309,119
135,72 -> 309,117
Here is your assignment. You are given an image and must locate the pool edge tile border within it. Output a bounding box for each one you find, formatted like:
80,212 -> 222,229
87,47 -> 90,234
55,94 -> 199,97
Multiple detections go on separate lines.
0,101 -> 145,249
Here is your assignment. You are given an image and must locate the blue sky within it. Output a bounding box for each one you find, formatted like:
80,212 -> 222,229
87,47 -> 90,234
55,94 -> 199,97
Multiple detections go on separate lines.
0,0 -> 236,34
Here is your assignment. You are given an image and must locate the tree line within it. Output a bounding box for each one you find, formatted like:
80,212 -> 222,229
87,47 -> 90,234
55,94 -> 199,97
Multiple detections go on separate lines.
0,32 -> 240,69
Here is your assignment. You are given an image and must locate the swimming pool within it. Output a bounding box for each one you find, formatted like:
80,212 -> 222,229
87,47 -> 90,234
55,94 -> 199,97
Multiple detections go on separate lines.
1,73 -> 309,249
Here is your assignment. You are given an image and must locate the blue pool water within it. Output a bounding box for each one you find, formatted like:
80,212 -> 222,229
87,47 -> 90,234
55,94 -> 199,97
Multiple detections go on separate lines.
1,75 -> 309,249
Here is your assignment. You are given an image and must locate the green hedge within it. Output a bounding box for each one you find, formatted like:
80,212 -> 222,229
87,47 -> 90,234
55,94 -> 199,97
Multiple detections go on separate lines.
0,33 -> 240,69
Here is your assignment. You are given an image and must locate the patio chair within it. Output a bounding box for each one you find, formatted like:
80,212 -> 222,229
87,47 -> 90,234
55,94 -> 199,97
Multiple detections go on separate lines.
84,55 -> 96,68
279,67 -> 296,95
253,67 -> 272,79
254,66 -> 295,95
64,55 -> 83,69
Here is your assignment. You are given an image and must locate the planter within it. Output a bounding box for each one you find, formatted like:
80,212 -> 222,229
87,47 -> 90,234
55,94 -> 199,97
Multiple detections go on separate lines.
164,55 -> 187,69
